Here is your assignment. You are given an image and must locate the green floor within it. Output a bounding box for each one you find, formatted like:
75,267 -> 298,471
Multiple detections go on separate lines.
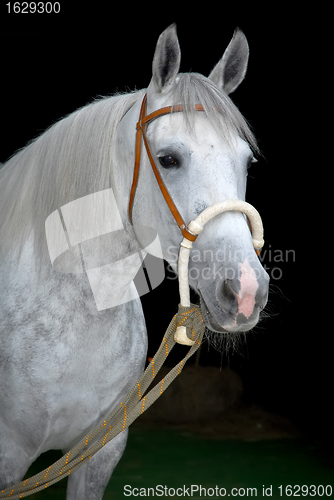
23,426 -> 333,499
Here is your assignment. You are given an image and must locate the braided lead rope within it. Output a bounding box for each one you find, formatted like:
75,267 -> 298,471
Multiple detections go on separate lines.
175,200 -> 264,345
0,306 -> 204,499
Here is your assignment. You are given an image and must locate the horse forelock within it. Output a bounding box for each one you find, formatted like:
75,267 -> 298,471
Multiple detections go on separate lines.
166,73 -> 259,155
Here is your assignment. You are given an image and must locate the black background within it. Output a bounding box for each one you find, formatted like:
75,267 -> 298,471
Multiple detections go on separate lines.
1,6 -> 327,445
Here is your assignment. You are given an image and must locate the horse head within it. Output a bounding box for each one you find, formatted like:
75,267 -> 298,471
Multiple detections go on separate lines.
118,24 -> 269,334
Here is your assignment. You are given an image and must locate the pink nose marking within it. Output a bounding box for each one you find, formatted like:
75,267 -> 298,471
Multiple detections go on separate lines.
237,260 -> 259,319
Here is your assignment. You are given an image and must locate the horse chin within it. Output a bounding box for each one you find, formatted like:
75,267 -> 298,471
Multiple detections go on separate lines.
199,293 -> 259,334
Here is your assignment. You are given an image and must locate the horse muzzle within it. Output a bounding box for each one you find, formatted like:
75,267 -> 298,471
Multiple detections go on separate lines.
198,260 -> 269,334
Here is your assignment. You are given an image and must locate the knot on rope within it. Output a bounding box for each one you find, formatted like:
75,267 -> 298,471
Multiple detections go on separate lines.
174,304 -> 205,346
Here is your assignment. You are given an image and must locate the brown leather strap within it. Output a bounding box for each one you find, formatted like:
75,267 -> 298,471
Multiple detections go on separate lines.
129,94 -> 204,242
129,95 -> 147,222
140,103 -> 204,127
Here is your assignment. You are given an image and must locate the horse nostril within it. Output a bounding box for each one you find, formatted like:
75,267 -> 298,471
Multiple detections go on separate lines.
218,278 -> 239,316
257,288 -> 269,311
221,279 -> 237,301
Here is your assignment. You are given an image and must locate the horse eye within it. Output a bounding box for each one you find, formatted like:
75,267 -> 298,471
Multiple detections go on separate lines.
159,155 -> 178,168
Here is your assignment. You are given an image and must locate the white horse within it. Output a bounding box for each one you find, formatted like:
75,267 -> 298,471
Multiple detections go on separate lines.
0,25 -> 269,499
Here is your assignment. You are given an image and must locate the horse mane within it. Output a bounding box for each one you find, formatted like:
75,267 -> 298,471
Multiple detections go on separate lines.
0,73 -> 258,262
0,91 -> 144,259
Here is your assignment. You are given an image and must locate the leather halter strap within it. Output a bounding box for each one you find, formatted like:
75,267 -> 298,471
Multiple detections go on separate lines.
129,94 -> 205,242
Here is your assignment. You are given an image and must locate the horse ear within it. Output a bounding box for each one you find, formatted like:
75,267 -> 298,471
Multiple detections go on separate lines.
208,28 -> 249,95
150,24 -> 181,94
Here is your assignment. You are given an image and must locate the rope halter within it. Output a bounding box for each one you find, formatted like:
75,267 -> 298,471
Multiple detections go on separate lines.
175,200 -> 264,345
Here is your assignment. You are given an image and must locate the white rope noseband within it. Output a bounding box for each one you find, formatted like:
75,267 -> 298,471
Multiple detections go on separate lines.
174,199 -> 264,345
